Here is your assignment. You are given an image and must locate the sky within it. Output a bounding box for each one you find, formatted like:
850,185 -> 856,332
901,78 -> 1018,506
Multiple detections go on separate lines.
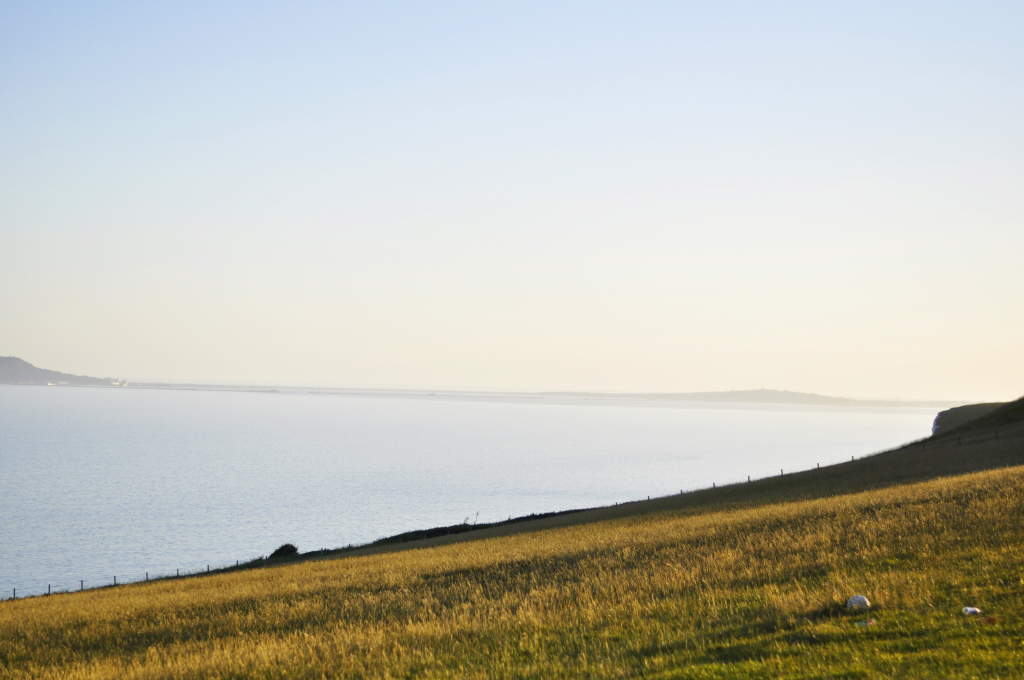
1,2 -> 1022,401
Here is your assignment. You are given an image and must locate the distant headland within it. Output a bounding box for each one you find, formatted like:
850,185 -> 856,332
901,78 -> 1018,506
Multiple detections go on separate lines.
0,356 -> 124,386
0,355 -> 964,407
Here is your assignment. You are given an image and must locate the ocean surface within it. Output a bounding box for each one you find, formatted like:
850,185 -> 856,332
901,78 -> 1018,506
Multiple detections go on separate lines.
0,384 -> 937,597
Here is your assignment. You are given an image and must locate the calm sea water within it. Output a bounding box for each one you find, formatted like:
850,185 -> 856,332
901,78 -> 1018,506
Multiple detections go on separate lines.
0,385 -> 936,597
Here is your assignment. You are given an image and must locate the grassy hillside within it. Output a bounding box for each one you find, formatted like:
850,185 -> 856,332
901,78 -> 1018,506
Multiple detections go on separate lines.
932,402 -> 1005,435
946,396 -> 1024,435
3,469 -> 1024,677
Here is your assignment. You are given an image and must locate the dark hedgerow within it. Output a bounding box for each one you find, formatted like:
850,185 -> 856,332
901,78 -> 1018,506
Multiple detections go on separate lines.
269,543 -> 298,559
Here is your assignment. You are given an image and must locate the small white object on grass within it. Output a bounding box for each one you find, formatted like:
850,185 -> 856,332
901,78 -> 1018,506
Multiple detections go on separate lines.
963,607 -> 982,615
846,595 -> 871,609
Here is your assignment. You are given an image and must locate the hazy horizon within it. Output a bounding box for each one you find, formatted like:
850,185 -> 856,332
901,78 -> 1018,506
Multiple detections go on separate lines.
0,356 -> 987,405
3,3 -> 1022,402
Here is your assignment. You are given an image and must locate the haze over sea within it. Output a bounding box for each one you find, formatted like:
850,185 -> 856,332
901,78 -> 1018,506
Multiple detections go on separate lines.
1,384 -> 936,597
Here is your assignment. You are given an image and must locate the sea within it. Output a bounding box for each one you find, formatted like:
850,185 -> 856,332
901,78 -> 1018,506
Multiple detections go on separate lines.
0,384 -> 938,598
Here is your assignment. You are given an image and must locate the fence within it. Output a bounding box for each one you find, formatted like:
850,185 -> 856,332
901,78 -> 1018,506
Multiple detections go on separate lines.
5,558 -> 259,601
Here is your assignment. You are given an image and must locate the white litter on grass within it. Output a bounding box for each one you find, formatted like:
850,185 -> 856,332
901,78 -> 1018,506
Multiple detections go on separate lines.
846,595 -> 871,609
963,607 -> 982,615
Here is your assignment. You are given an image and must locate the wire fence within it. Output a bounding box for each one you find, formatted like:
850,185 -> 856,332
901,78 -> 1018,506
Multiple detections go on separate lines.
4,558 -> 262,601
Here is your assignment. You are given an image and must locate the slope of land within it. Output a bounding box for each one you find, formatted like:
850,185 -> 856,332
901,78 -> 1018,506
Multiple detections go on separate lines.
0,357 -> 113,386
932,401 -> 1005,435
2,469 -> 1022,678
2,397 -> 1022,678
944,396 -> 1024,435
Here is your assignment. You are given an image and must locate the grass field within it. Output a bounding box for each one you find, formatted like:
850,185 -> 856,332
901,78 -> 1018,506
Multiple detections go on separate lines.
2,467 -> 1023,677
2,400 -> 1022,678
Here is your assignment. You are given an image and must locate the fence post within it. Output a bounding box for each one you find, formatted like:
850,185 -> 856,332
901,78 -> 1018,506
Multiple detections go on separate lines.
113,576 -> 116,586
48,585 -> 50,595
80,580 -> 83,591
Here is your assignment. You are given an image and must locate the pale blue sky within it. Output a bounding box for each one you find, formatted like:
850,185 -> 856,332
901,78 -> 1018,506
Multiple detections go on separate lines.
2,2 -> 1022,400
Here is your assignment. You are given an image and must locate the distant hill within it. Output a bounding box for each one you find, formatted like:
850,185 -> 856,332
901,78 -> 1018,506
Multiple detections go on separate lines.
932,402 -> 1005,435
932,396 -> 1024,436
0,356 -> 114,386
541,388 -> 962,408
0,359 -> 975,407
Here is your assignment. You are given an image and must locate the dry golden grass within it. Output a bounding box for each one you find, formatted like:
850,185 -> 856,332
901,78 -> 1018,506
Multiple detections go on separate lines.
3,465 -> 1024,678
